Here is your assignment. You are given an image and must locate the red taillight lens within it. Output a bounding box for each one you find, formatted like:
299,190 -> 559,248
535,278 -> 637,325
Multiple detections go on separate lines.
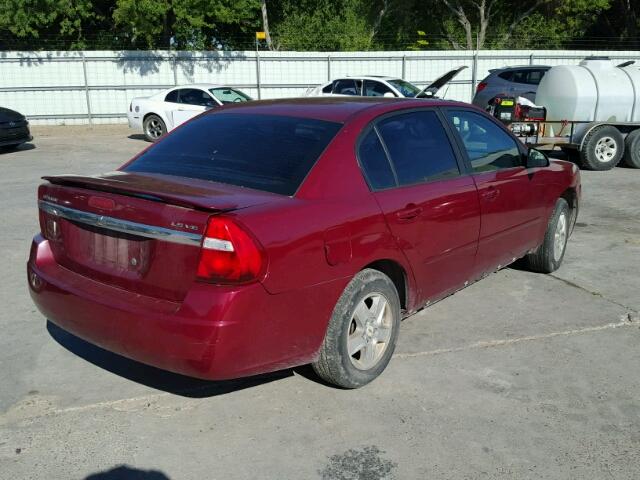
196,216 -> 264,284
476,82 -> 487,93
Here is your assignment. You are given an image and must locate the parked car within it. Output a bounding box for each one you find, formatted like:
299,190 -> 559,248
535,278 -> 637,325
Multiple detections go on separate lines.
128,84 -> 252,142
0,107 -> 32,150
28,97 -> 580,388
306,67 -> 467,99
473,65 -> 551,109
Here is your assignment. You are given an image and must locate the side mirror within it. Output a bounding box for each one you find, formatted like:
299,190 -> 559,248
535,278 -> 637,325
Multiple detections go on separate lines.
526,148 -> 549,168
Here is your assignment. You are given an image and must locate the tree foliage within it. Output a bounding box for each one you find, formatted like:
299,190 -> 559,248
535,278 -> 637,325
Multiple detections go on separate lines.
0,0 -> 638,50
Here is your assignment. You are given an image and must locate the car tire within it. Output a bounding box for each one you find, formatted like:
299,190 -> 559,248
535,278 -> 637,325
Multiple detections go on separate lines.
579,125 -> 624,171
143,114 -> 167,142
525,198 -> 570,274
622,129 -> 640,169
312,268 -> 401,389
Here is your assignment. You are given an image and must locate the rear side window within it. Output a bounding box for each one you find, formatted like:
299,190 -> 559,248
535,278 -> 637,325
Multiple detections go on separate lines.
498,71 -> 514,81
165,90 -> 179,103
358,129 -> 396,190
376,111 -> 460,186
124,114 -> 342,196
446,110 -> 522,172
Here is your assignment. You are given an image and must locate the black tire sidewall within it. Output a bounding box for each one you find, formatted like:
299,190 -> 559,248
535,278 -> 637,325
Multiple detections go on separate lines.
315,269 -> 401,388
581,126 -> 623,171
623,129 -> 640,168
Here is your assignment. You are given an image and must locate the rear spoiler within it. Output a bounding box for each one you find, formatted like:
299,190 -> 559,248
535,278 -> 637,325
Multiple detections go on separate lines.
42,173 -> 229,212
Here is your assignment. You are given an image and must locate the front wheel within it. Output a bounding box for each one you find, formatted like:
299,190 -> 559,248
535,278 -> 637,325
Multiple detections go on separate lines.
143,114 -> 167,142
312,269 -> 401,388
525,198 -> 570,273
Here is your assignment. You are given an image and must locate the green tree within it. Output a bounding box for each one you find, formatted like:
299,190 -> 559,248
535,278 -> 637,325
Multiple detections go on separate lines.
0,0 -> 101,49
112,0 -> 261,49
270,0 -> 374,51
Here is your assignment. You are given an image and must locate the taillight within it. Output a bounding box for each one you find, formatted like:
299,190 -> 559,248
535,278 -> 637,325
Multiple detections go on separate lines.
196,216 -> 264,284
476,82 -> 487,93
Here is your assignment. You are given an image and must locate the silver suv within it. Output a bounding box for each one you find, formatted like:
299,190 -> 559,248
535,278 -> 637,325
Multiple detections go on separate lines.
472,66 -> 550,109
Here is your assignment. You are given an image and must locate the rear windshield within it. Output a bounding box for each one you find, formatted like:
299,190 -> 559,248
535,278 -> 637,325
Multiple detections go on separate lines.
124,113 -> 342,196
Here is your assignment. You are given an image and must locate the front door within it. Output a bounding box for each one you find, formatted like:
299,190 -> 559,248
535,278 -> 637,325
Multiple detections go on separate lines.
444,109 -> 547,277
358,109 -> 481,305
170,88 -> 215,129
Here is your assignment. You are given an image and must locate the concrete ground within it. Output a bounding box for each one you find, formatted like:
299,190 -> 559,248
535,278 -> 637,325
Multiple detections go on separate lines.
1,125 -> 639,480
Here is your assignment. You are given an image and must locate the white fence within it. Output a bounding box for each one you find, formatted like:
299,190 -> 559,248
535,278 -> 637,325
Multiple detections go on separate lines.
1,49 -> 640,125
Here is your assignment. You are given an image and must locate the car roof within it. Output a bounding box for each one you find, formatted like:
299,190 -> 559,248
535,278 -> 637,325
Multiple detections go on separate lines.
491,65 -> 550,72
168,83 -> 234,90
207,97 -> 471,123
339,76 -> 399,81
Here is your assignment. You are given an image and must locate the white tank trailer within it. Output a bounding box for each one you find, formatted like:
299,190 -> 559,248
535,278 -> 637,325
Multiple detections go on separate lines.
533,58 -> 640,170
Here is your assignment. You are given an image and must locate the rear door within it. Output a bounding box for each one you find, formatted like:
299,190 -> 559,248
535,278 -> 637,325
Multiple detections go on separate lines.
171,88 -> 215,128
443,108 -> 548,276
358,109 -> 481,304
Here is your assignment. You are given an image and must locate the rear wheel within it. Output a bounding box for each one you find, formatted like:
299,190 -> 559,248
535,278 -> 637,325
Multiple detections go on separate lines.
622,129 -> 640,168
580,125 -> 623,170
312,269 -> 401,389
525,198 -> 570,273
143,114 -> 166,142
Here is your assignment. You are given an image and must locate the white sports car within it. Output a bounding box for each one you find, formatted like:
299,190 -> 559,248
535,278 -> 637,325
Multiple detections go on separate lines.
128,84 -> 252,141
305,68 -> 467,100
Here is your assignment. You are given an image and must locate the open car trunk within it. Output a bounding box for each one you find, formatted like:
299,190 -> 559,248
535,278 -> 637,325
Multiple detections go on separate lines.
38,172 -> 276,301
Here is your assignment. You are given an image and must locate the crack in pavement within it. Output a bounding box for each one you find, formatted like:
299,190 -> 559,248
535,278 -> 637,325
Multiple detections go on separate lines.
394,314 -> 639,359
549,274 -> 639,313
2,315 -> 638,425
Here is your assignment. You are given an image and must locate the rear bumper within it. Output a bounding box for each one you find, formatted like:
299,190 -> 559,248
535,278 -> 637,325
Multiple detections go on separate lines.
0,131 -> 31,147
28,235 -> 341,380
127,112 -> 142,131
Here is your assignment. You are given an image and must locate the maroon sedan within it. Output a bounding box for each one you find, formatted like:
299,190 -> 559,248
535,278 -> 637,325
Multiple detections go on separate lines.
28,98 -> 580,388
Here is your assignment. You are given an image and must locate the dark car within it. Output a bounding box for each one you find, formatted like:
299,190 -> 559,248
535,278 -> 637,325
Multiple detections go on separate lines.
27,98 -> 580,388
473,65 -> 551,108
0,107 -> 32,150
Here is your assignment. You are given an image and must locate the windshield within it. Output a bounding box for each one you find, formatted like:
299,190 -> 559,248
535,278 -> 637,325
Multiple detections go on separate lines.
124,113 -> 342,196
386,79 -> 421,97
209,87 -> 252,104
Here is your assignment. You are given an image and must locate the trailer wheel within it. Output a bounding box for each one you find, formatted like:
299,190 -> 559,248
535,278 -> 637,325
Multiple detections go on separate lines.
580,125 -> 624,171
622,129 -> 640,168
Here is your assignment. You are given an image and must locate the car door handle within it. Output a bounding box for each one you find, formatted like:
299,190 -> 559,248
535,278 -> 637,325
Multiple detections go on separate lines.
480,187 -> 499,201
396,205 -> 423,221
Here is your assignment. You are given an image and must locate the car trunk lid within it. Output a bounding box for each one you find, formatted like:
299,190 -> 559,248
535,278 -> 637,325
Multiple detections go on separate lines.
38,172 -> 279,301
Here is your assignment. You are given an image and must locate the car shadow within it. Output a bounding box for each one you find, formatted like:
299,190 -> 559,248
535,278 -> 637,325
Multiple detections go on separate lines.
85,465 -> 170,479
47,321 -> 294,397
0,142 -> 36,154
127,134 -> 149,142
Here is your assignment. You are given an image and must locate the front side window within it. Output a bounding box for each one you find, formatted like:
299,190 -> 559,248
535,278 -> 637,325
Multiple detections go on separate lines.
386,79 -> 421,98
376,110 -> 460,186
179,88 -> 216,107
446,110 -> 522,172
209,87 -> 252,104
124,114 -> 342,196
332,79 -> 360,96
363,80 -> 395,97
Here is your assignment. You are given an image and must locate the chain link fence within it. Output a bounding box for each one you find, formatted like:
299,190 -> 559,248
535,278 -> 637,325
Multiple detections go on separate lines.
2,49 -> 640,125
